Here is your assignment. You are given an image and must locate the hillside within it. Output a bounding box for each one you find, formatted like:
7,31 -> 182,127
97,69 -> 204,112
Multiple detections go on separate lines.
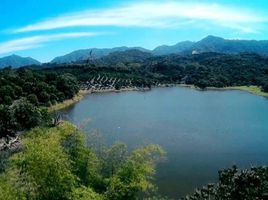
0,55 -> 40,68
51,46 -> 150,64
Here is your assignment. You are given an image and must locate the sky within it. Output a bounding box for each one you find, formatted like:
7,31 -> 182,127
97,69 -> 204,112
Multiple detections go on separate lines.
0,0 -> 268,62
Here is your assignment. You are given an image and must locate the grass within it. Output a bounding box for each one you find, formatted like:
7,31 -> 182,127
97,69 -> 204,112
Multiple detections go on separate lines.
48,94 -> 84,112
178,85 -> 268,98
223,86 -> 268,98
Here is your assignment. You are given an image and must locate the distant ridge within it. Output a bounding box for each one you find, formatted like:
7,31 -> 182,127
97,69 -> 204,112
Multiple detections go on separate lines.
51,47 -> 151,64
0,55 -> 40,68
154,35 -> 268,56
152,41 -> 195,55
2,35 -> 268,67
49,36 -> 268,64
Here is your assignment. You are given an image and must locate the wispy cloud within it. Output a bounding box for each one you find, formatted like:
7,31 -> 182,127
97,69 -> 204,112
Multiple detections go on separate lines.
0,32 -> 99,54
13,2 -> 266,33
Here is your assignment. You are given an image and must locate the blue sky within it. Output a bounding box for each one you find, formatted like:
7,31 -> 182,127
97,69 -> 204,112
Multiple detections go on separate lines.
1,0 -> 268,62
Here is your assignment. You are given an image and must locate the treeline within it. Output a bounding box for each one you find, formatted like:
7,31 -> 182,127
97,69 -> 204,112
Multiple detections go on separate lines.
42,52 -> 268,91
143,53 -> 268,90
0,67 -> 79,106
0,67 -> 79,137
0,122 -> 165,200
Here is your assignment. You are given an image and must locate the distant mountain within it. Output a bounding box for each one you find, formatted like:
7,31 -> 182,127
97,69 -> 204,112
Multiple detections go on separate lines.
0,55 -> 40,68
152,41 -> 194,55
156,35 -> 268,56
98,49 -> 152,66
4,35 -> 268,68
51,47 -> 150,64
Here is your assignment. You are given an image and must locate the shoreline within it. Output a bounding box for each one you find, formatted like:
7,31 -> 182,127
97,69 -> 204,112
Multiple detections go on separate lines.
207,86 -> 268,98
176,84 -> 268,98
49,85 -> 268,112
48,87 -> 149,112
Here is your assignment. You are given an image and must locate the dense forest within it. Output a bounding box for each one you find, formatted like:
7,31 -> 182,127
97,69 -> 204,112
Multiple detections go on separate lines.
0,67 -> 79,137
43,51 -> 268,91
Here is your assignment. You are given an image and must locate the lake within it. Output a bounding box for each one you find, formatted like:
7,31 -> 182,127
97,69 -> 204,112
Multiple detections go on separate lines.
60,87 -> 268,198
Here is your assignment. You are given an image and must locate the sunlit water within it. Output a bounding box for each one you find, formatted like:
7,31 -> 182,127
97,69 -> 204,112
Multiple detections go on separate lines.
60,87 -> 268,198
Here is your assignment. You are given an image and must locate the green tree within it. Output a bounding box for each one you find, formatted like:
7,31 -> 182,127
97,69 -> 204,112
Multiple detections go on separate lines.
10,98 -> 43,130
0,105 -> 16,137
0,122 -> 165,200
56,74 -> 79,99
105,145 -> 165,200
3,125 -> 77,200
27,94 -> 39,106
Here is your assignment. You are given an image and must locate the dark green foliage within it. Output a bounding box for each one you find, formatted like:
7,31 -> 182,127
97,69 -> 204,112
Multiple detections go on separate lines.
0,68 -> 79,106
0,68 -> 79,137
182,165 -> 268,200
0,99 -> 51,137
11,98 -> 43,130
262,83 -> 268,92
56,74 -> 80,99
0,105 -> 17,137
41,52 -> 268,90
27,94 -> 39,105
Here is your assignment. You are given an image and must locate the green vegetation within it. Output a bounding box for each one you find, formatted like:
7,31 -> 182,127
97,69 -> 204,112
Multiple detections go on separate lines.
0,67 -> 79,107
0,67 -> 79,137
182,165 -> 268,200
43,52 -> 268,92
48,93 -> 84,112
224,86 -> 268,97
0,122 -> 165,200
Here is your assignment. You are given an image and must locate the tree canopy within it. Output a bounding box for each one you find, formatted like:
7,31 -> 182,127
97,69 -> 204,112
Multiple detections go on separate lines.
0,122 -> 165,200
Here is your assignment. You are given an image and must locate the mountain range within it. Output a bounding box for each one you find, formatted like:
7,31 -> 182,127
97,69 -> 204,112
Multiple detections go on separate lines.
2,35 -> 268,68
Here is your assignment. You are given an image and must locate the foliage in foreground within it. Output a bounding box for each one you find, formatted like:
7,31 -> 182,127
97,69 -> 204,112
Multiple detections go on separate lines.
182,165 -> 268,200
0,122 -> 165,200
0,98 -> 51,137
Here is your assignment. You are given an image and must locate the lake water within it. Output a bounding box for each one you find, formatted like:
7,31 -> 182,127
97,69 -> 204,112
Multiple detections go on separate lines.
60,87 -> 268,198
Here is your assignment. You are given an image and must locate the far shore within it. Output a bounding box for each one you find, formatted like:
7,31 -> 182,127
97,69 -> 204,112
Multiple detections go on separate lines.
176,84 -> 268,98
207,86 -> 268,98
49,85 -> 268,112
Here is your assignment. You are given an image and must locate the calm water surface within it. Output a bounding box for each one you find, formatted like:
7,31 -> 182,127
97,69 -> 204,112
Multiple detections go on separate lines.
60,87 -> 268,198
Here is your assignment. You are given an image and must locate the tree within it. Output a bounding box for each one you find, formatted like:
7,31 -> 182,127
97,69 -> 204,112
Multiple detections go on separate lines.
105,145 -> 165,200
102,143 -> 128,177
27,94 -> 39,106
0,123 -> 165,200
0,105 -> 16,137
182,165 -> 268,200
262,83 -> 268,93
2,124 -> 77,200
10,98 -> 43,130
56,74 -> 79,99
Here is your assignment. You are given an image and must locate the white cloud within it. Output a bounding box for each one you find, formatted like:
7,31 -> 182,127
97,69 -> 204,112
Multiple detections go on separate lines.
13,2 -> 266,33
0,32 -> 99,54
